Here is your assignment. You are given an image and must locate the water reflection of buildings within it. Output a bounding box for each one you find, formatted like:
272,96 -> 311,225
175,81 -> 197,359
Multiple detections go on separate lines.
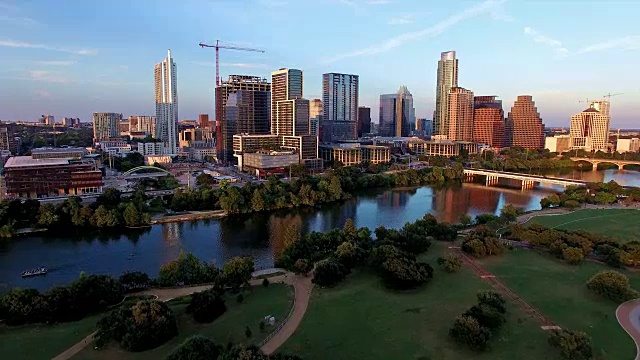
162,222 -> 182,246
377,188 -> 416,208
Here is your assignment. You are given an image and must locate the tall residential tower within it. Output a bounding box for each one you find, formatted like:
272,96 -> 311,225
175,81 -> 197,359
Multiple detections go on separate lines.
433,51 -> 459,137
154,49 -> 178,154
447,87 -> 474,141
322,73 -> 359,142
271,68 -> 308,136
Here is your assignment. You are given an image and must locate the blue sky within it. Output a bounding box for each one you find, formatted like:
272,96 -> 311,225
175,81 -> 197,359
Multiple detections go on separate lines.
0,0 -> 639,127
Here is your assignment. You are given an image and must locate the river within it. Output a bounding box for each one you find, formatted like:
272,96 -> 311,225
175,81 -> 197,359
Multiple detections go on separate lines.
1,169 -> 638,292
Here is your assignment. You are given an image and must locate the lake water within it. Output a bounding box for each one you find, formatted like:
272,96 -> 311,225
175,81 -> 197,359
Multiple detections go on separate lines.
1,169 -> 638,291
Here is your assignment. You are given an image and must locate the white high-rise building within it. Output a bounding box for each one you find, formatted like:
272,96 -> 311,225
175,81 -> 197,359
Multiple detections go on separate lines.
154,49 -> 178,154
433,51 -> 459,137
570,108 -> 610,152
322,72 -> 359,141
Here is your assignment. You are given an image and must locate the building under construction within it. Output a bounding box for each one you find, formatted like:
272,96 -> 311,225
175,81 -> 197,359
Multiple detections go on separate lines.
216,75 -> 270,163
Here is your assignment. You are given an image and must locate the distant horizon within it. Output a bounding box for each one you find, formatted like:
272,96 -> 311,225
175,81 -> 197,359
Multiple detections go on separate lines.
0,1 -> 638,127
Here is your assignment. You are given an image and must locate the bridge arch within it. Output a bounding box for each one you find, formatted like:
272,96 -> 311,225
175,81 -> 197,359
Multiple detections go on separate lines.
122,166 -> 171,176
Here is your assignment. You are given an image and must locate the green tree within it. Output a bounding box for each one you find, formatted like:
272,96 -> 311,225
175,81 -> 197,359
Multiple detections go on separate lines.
312,258 -> 350,287
123,203 -> 141,227
438,254 -> 463,273
449,315 -> 492,351
343,218 -> 356,234
119,271 -> 151,292
586,270 -> 639,303
37,203 -> 59,227
195,173 -> 214,187
334,241 -> 364,268
245,326 -> 253,338
187,290 -> 227,323
293,258 -> 312,276
250,189 -> 266,212
459,213 -> 472,226
221,256 -> 255,291
562,247 -> 584,265
548,329 -> 593,360
166,335 -> 221,360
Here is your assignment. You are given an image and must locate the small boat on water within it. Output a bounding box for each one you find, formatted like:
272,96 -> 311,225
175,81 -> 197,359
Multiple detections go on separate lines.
21,267 -> 47,278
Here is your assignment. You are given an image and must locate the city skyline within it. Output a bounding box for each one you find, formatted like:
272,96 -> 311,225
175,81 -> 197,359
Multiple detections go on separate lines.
0,0 -> 639,127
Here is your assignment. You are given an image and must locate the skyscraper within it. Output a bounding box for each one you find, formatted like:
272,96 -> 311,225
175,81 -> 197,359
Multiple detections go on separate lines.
154,49 -> 178,154
92,112 -> 121,142
506,95 -> 544,149
447,87 -> 474,141
198,114 -> 210,129
433,51 -> 459,137
379,94 -> 396,137
357,106 -> 371,137
271,68 -> 308,136
309,99 -> 323,137
589,100 -> 610,117
570,108 -> 610,151
322,73 -> 359,142
473,96 -> 505,148
215,75 -> 271,163
395,86 -> 414,137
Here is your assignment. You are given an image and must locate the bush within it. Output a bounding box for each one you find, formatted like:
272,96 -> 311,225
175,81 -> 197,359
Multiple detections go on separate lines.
562,247 -> 584,265
548,329 -> 593,360
379,256 -> 433,290
586,270 -> 639,303
166,335 -> 221,360
449,315 -> 492,351
95,300 -> 177,352
236,293 -> 244,304
477,291 -> 507,314
464,303 -> 505,330
563,199 -> 580,209
461,226 -> 505,258
158,252 -> 219,287
119,271 -> 151,292
245,326 -> 252,338
312,258 -> 350,287
262,278 -> 270,287
186,290 -> 227,323
438,254 -> 463,273
293,258 -> 313,276
222,256 -> 255,291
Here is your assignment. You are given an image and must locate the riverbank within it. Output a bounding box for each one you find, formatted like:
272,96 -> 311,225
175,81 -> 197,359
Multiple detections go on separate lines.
150,210 -> 227,224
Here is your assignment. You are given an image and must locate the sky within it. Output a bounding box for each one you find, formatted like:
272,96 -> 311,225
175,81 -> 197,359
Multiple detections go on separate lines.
0,0 -> 639,128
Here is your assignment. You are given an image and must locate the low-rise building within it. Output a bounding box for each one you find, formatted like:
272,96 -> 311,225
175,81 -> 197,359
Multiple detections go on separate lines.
4,156 -> 103,198
241,151 -> 299,172
189,147 -> 216,162
319,144 -> 362,166
545,135 -> 571,154
617,138 -> 640,153
137,142 -> 164,156
31,147 -> 87,159
361,145 -> 391,164
407,139 -> 481,157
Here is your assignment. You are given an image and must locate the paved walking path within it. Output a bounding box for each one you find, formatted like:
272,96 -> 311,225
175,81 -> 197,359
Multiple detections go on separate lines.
52,270 -> 304,360
617,299 -> 640,360
260,273 -> 313,355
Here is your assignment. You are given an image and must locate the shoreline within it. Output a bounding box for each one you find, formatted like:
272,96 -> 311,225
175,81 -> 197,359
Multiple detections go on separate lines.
150,210 -> 228,224
517,202 -> 640,224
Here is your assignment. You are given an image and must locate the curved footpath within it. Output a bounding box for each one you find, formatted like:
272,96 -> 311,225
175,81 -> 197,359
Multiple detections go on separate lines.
52,270 -> 310,360
616,299 -> 640,360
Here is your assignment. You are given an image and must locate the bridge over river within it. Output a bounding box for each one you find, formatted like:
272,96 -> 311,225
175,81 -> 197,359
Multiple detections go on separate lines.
570,157 -> 640,170
463,168 -> 588,189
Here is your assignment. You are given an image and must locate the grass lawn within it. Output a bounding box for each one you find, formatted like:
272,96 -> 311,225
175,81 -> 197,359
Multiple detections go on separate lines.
0,314 -> 101,360
481,248 -> 640,359
71,283 -> 293,360
280,242 -> 561,360
527,208 -> 640,242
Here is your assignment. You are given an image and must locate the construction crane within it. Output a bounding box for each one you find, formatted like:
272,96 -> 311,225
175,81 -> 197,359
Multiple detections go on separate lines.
198,40 -> 265,86
603,92 -> 623,101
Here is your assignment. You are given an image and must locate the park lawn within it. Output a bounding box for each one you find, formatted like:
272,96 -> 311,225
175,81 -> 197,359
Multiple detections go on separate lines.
72,283 -> 293,360
481,248 -> 640,360
0,314 -> 101,360
528,208 -> 640,242
280,242 -> 561,360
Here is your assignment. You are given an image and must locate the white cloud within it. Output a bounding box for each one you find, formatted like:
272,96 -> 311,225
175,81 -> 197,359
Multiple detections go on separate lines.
28,70 -> 71,83
190,61 -> 269,69
387,14 -> 414,25
523,27 -> 569,57
0,14 -> 38,25
0,40 -> 98,55
258,0 -> 288,7
323,0 -> 510,63
35,60 -> 76,66
577,36 -> 640,54
34,90 -> 51,99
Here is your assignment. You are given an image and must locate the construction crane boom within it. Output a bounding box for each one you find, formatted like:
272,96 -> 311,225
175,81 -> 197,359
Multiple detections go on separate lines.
603,92 -> 623,100
198,40 -> 265,86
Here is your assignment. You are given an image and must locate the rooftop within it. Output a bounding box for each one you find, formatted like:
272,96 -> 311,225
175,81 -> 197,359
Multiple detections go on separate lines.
31,147 -> 86,154
4,156 -> 70,168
